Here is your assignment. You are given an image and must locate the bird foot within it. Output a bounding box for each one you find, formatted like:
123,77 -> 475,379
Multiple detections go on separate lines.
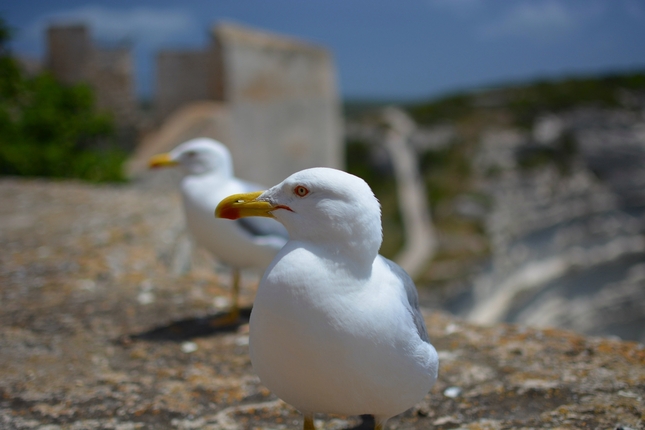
208,309 -> 241,329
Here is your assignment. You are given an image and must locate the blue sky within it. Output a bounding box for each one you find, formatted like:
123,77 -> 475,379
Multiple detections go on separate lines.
3,0 -> 645,101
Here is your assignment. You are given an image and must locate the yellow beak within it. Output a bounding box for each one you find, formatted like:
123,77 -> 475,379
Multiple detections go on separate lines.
148,153 -> 179,169
215,191 -> 276,220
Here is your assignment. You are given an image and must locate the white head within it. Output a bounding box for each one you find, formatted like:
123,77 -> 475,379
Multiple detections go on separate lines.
216,168 -> 383,266
149,138 -> 233,178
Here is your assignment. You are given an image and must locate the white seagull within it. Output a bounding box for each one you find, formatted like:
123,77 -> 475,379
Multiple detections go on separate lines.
215,167 -> 438,430
149,138 -> 288,325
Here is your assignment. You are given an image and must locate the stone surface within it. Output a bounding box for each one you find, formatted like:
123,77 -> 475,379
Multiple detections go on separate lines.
155,50 -> 217,121
1,178 -> 644,429
215,22 -> 343,187
129,22 -> 343,189
47,24 -> 138,129
40,21 -> 343,186
462,108 -> 645,342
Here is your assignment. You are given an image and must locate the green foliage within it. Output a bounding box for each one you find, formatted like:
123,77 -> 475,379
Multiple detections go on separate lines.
506,75 -> 641,128
419,142 -> 471,205
0,17 -> 126,182
406,71 -> 645,128
516,132 -> 578,175
407,94 -> 473,125
345,139 -> 381,186
345,139 -> 403,258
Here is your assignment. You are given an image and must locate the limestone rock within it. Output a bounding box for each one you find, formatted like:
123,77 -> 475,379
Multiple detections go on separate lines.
0,179 -> 643,429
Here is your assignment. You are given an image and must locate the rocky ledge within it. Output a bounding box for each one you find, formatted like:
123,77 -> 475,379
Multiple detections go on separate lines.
1,178 -> 643,429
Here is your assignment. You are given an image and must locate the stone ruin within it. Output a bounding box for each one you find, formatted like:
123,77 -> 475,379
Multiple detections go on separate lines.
46,24 -> 138,133
44,21 -> 343,187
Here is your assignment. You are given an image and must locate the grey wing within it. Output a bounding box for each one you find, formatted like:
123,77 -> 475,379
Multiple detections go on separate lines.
235,179 -> 289,241
382,256 -> 430,343
236,217 -> 288,240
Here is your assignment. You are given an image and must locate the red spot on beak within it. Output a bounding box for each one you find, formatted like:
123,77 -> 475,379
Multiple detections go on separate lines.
219,207 -> 241,220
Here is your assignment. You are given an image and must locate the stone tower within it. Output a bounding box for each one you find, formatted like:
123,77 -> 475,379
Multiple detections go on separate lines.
46,24 -> 137,133
149,22 -> 343,187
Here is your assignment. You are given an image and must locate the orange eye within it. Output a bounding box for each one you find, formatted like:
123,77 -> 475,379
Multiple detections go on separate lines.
294,185 -> 309,197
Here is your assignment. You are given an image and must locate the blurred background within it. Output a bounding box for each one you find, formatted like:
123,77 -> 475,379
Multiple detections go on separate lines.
2,0 -> 645,343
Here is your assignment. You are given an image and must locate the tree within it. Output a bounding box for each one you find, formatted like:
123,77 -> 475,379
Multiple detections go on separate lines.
0,17 -> 126,182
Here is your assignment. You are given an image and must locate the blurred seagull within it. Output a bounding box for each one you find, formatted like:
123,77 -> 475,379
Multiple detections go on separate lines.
149,138 -> 288,326
216,167 -> 438,430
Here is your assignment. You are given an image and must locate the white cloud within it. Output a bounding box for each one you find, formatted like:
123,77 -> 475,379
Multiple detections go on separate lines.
14,6 -> 200,54
478,1 -> 577,41
63,6 -> 196,47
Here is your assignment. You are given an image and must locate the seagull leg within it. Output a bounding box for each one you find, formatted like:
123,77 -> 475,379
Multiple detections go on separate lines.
229,267 -> 241,321
374,416 -> 387,430
210,268 -> 241,328
303,413 -> 315,430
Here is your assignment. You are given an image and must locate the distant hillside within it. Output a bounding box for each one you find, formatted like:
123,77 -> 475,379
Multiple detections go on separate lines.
406,71 -> 645,127
346,71 -> 645,257
345,70 -> 645,342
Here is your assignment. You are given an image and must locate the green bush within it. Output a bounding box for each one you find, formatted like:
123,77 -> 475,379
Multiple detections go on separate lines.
0,18 -> 126,182
406,71 -> 645,128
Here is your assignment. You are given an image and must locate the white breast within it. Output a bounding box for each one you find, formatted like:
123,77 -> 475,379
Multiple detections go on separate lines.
249,243 -> 438,417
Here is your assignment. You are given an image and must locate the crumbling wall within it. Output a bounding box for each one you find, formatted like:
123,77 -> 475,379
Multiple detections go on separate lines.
89,47 -> 137,128
155,50 -> 218,121
46,25 -> 92,85
46,22 -> 343,186
141,22 -> 343,187
45,24 -> 138,132
215,22 -> 343,186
